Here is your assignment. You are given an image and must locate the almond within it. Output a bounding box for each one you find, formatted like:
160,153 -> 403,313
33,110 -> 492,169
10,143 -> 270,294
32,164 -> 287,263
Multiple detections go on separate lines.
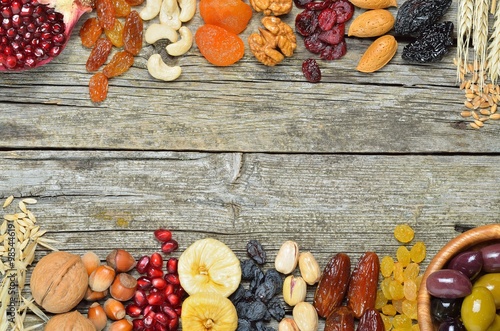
350,0 -> 397,9
356,35 -> 398,73
348,9 -> 395,38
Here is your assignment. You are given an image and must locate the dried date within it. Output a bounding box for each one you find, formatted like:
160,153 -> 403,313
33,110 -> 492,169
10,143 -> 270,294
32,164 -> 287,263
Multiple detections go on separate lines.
346,252 -> 380,319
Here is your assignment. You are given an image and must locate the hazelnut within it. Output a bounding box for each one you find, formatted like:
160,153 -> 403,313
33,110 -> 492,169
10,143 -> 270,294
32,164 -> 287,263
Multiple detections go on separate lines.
45,310 -> 96,331
89,265 -> 116,292
30,251 -> 88,314
82,251 -> 101,276
84,287 -> 108,301
109,319 -> 133,331
110,273 -> 137,301
104,298 -> 126,320
106,249 -> 136,273
88,302 -> 107,331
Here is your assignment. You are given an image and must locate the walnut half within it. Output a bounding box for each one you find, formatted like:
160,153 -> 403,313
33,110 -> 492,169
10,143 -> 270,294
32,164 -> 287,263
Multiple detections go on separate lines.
249,0 -> 293,16
248,16 -> 297,66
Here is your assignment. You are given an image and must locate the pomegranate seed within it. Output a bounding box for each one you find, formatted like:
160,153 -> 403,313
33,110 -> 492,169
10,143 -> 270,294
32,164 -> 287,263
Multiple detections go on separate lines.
161,305 -> 177,320
143,305 -> 159,316
126,304 -> 142,318
166,258 -> 178,274
134,289 -> 148,308
152,277 -> 167,290
155,312 -> 168,326
167,293 -> 180,307
137,276 -> 153,290
147,292 -> 165,306
164,273 -> 180,285
133,319 -> 146,331
164,283 -> 174,297
174,307 -> 181,316
168,316 -> 179,330
155,324 -> 168,331
154,229 -> 172,242
143,311 -> 156,327
161,240 -> 178,254
150,252 -> 163,269
175,286 -> 185,298
136,255 -> 150,274
147,266 -> 164,279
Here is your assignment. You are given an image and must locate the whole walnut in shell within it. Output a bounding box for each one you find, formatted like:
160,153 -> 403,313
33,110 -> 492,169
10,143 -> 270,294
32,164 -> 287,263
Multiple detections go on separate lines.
45,310 -> 96,331
30,251 -> 88,314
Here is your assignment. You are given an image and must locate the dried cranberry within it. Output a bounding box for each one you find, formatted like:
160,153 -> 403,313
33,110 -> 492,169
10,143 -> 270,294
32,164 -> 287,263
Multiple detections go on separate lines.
330,0 -> 354,23
318,7 -> 337,31
306,0 -> 331,10
295,10 -> 318,37
304,32 -> 327,54
318,23 -> 345,45
294,0 -> 314,8
320,40 -> 347,60
302,58 -> 321,83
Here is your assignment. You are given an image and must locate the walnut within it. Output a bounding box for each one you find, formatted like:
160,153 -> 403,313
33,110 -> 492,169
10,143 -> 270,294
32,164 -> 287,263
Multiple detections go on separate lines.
248,16 -> 297,66
45,311 -> 96,331
250,0 -> 292,16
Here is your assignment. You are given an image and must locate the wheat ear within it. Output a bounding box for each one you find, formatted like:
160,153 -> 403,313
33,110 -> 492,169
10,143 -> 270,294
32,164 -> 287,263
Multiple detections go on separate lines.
473,0 -> 490,90
488,1 -> 500,84
457,0 -> 475,81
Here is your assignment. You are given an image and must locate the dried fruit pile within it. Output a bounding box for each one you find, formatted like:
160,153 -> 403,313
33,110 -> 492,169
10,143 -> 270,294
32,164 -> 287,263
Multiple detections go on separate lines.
80,0 -> 144,103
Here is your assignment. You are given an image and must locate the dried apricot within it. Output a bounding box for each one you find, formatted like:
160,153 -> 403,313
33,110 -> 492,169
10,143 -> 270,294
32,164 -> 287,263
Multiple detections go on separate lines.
80,18 -> 103,48
89,73 -> 109,103
112,0 -> 131,17
86,37 -> 113,72
105,19 -> 124,48
199,0 -> 253,34
123,11 -> 143,56
103,51 -> 134,78
195,24 -> 245,66
96,0 -> 116,30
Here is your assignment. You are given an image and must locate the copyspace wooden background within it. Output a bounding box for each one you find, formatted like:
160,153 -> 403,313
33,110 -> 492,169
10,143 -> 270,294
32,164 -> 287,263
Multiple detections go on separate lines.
0,0 -> 499,329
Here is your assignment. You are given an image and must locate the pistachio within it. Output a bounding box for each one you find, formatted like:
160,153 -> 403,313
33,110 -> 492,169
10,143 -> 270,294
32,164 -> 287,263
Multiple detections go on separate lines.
293,302 -> 318,331
298,252 -> 321,285
275,240 -> 299,274
283,275 -> 307,306
278,317 -> 300,331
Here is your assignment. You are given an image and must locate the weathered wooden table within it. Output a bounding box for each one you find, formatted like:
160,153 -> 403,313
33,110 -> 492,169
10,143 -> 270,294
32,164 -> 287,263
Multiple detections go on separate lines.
1,0 -> 499,329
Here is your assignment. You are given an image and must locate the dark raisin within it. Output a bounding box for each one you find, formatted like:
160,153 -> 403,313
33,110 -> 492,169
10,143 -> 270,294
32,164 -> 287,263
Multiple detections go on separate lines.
394,0 -> 452,37
264,269 -> 282,293
237,301 -> 252,317
230,284 -> 246,304
241,259 -> 259,280
243,300 -> 268,322
255,321 -> 276,331
295,10 -> 319,37
402,21 -> 454,63
302,58 -> 321,83
254,280 -> 276,303
237,319 -> 252,331
330,0 -> 354,24
267,297 -> 286,322
249,268 -> 265,292
247,240 -> 266,265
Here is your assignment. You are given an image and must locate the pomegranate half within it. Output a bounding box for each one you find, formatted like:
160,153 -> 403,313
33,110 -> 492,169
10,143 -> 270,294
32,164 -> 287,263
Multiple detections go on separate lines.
0,0 -> 93,71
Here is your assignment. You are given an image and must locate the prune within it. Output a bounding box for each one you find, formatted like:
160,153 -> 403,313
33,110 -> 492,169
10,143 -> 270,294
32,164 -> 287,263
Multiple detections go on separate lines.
438,318 -> 466,331
480,243 -> 500,272
237,319 -> 252,331
320,40 -> 347,60
255,280 -> 276,303
241,259 -> 259,280
267,297 -> 285,321
318,23 -> 345,45
394,0 -> 452,36
426,269 -> 472,299
330,0 -> 354,24
402,21 -> 453,63
295,10 -> 319,37
247,240 -> 266,265
431,297 -> 463,323
447,251 -> 483,279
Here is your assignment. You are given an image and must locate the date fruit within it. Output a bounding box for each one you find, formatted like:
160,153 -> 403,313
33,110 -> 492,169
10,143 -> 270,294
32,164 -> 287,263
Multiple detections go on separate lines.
313,253 -> 351,318
356,308 -> 385,331
346,252 -> 380,318
324,306 -> 355,331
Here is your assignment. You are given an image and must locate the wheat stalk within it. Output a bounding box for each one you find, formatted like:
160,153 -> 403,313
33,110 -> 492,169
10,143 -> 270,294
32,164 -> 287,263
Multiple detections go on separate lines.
473,0 -> 490,90
488,1 -> 500,84
457,0 -> 474,80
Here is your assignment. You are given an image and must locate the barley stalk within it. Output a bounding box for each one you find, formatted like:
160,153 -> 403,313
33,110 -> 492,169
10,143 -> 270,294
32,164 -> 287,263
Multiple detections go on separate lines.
457,0 -> 474,80
488,1 -> 500,84
473,0 -> 490,90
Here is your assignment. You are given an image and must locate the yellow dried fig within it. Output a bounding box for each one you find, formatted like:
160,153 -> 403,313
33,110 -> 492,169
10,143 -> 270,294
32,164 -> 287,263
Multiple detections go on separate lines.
348,9 -> 395,38
350,0 -> 396,9
45,310 -> 96,331
356,35 -> 398,73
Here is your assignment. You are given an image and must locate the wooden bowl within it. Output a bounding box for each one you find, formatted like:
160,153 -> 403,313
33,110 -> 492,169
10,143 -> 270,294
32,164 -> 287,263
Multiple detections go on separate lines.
417,224 -> 500,331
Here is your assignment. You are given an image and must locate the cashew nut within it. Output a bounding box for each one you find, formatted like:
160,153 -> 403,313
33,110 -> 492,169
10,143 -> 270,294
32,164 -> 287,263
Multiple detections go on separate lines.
139,0 -> 161,21
178,0 -> 196,22
159,0 -> 181,31
147,54 -> 182,81
145,23 -> 179,44
166,26 -> 192,56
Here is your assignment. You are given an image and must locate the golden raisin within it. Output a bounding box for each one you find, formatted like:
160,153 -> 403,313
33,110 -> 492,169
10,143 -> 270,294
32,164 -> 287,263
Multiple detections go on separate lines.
86,37 -> 113,72
96,0 -> 116,30
403,263 -> 420,281
123,11 -> 143,56
409,241 -> 426,263
381,314 -> 393,331
381,255 -> 395,278
389,280 -> 404,301
402,299 -> 417,320
403,280 -> 417,301
396,246 -> 411,267
112,0 -> 131,17
394,224 -> 414,243
393,262 -> 404,284
381,277 -> 393,300
412,323 -> 421,331
89,73 -> 109,103
199,0 -> 253,34
381,304 -> 397,316
105,19 -> 124,47
80,18 -> 103,48
392,298 -> 404,314
103,51 -> 134,78
375,289 -> 388,309
195,24 -> 245,66
392,313 -> 412,329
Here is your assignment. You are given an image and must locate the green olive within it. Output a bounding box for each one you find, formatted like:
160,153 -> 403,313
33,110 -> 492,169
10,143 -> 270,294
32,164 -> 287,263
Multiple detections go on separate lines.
486,315 -> 500,331
474,273 -> 500,308
461,286 -> 496,331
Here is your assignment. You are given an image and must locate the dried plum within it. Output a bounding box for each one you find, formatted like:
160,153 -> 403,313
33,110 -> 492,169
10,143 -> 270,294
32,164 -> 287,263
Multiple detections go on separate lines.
395,0 -> 452,37
247,240 -> 266,265
402,21 -> 454,63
